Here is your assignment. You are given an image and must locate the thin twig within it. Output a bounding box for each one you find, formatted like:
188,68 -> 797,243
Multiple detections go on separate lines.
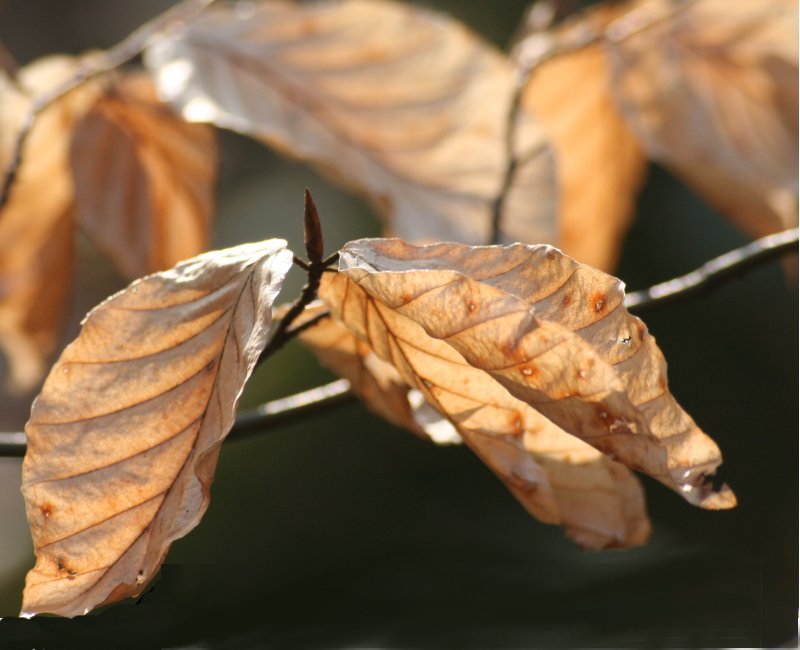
0,432 -> 26,458
0,0 -> 215,211
258,190 -> 336,365
0,380 -> 356,458
625,228 -> 798,313
490,26 -> 602,244
286,310 -> 331,338
490,0 -> 694,244
292,255 -> 311,271
230,379 -> 354,441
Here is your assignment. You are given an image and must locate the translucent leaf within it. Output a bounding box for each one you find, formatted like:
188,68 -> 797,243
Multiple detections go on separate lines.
517,36 -> 646,270
292,301 -> 423,434
0,57 -> 100,391
323,239 -> 736,512
609,0 -> 798,236
313,264 -> 654,548
70,72 -> 217,279
144,0 -> 557,245
21,240 -> 293,617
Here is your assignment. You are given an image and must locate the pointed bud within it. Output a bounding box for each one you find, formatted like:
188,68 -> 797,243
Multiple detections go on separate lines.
303,188 -> 324,264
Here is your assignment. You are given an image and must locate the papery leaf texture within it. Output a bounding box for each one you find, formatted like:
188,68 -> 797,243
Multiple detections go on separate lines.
515,6 -> 647,271
300,295 -> 652,548
21,240 -> 293,617
607,0 -> 798,237
0,57 -> 101,391
144,0 -> 557,246
70,72 -> 217,279
292,302 -> 424,435
319,239 -> 736,515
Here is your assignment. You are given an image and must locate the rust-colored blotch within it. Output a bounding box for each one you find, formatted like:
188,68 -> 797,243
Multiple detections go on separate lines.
589,291 -> 607,314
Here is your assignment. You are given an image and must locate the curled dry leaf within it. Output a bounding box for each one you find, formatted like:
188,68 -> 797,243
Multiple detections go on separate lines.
291,302 -> 423,435
21,240 -> 293,617
515,9 -> 647,271
311,276 -> 652,549
321,239 -> 736,514
144,0 -> 557,245
0,57 -> 100,392
608,0 -> 798,237
70,72 -> 217,279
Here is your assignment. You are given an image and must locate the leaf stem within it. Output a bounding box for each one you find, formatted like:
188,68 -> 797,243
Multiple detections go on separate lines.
0,0 -> 216,212
490,23 -> 602,244
0,380 -> 355,458
625,228 -> 798,313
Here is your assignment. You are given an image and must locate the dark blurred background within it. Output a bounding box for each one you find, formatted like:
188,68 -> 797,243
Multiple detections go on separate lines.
0,0 -> 796,647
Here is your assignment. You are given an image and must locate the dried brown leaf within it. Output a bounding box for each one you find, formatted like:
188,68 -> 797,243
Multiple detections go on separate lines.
0,57 -> 101,392
292,302 -> 422,434
518,40 -> 646,270
144,0 -> 557,245
70,72 -> 217,279
608,0 -> 798,236
322,239 -> 735,513
315,269 -> 652,549
21,240 -> 293,617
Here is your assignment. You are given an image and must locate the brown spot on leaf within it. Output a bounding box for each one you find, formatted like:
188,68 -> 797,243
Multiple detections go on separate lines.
510,412 -> 523,434
597,408 -> 613,427
55,557 -> 77,579
519,364 -> 539,378
20,239 -> 293,616
589,291 -> 607,314
467,301 -> 477,312
562,293 -> 573,307
400,293 -> 412,304
501,339 -> 527,363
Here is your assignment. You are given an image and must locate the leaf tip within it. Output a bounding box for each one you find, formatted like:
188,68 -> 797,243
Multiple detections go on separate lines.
697,483 -> 737,510
681,479 -> 737,510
